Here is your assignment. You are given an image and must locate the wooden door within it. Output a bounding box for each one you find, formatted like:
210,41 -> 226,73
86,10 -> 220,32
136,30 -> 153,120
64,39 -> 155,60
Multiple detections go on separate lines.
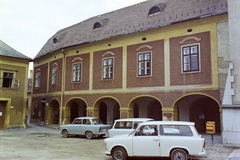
0,101 -> 6,130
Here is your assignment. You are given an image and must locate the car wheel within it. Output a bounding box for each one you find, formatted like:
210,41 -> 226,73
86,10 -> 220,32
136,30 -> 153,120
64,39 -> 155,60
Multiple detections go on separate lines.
171,149 -> 188,160
62,129 -> 69,138
112,147 -> 127,160
85,131 -> 93,139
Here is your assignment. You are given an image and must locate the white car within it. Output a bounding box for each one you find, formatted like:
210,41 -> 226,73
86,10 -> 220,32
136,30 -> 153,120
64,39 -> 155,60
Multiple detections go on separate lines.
105,121 -> 206,160
60,117 -> 110,139
108,118 -> 153,137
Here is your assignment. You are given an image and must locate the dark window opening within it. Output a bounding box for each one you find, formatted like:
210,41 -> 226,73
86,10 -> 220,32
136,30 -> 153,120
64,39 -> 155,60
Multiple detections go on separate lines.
53,38 -> 58,44
93,22 -> 102,30
2,72 -> 14,88
148,6 -> 161,15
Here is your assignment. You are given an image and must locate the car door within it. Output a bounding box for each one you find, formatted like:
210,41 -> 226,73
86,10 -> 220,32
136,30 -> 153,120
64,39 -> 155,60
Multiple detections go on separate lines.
71,119 -> 82,135
80,118 -> 91,135
132,125 -> 160,157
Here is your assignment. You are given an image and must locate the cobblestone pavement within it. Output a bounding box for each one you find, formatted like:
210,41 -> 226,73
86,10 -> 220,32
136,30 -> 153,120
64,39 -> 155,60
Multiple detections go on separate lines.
0,123 -> 239,160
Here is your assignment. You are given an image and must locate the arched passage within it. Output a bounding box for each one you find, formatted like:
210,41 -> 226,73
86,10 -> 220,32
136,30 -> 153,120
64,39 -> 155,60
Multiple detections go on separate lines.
129,96 -> 162,120
94,97 -> 120,125
47,99 -> 60,125
174,94 -> 221,133
65,98 -> 87,124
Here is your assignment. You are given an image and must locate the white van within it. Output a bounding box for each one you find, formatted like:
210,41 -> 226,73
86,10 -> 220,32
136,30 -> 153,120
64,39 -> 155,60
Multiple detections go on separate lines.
108,118 -> 153,137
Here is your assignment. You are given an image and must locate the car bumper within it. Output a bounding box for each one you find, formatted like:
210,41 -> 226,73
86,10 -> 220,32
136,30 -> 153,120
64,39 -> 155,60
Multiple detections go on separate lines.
105,151 -> 111,156
190,149 -> 206,158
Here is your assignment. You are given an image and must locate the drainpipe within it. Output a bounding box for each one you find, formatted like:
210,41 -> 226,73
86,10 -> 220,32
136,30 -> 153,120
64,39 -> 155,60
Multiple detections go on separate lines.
60,48 -> 65,128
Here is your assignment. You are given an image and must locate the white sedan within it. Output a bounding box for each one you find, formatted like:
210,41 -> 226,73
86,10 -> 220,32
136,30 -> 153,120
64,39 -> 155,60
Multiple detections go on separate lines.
104,121 -> 206,160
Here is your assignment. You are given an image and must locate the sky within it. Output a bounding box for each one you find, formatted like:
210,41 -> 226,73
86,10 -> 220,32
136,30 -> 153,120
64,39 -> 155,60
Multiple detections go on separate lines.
0,0 -> 146,61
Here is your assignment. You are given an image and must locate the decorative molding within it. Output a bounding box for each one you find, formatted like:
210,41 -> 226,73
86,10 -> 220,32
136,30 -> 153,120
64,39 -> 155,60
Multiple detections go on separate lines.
179,36 -> 202,44
136,45 -> 153,51
0,67 -> 18,72
51,63 -> 58,67
102,51 -> 115,57
35,68 -> 41,72
72,57 -> 83,62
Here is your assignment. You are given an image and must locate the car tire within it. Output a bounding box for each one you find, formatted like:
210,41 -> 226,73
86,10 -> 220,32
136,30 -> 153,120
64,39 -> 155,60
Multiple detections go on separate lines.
112,147 -> 127,160
85,131 -> 93,139
170,148 -> 188,160
62,129 -> 69,138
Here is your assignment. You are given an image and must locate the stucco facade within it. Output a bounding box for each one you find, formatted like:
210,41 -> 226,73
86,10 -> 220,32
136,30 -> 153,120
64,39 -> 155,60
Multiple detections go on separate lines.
32,0 -> 228,137
0,40 -> 32,130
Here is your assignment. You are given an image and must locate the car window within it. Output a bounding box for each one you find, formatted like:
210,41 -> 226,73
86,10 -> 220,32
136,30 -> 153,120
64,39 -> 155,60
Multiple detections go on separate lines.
92,118 -> 102,124
133,122 -> 141,129
160,125 -> 193,136
135,125 -> 158,136
72,119 -> 82,124
114,121 -> 133,129
83,119 -> 91,125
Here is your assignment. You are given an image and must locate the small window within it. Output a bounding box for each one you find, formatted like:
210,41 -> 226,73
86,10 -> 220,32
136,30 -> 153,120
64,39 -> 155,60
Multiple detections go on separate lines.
138,52 -> 151,76
52,67 -> 57,85
2,72 -> 14,88
182,44 -> 200,72
148,6 -> 161,15
148,3 -> 165,16
102,58 -> 113,79
72,63 -> 82,82
35,72 -> 40,88
53,38 -> 58,44
93,22 -> 102,30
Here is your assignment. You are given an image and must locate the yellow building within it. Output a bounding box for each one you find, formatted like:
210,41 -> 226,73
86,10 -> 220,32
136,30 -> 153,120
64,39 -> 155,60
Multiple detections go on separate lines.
32,0 -> 228,134
0,40 -> 32,130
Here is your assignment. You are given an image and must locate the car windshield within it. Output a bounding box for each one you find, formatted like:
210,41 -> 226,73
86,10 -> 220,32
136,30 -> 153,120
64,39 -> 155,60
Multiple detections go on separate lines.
92,118 -> 103,124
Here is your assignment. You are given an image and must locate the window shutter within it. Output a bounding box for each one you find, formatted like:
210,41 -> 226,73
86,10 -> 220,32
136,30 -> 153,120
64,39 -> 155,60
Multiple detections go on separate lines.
0,77 -> 2,88
12,78 -> 20,89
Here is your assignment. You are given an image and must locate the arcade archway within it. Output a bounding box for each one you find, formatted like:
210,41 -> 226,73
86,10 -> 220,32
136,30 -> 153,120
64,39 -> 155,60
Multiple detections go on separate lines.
175,94 -> 221,133
129,96 -> 162,120
94,97 -> 120,125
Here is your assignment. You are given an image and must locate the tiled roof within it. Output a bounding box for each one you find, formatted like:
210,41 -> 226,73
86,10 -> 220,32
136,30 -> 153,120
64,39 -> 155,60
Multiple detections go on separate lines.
34,0 -> 228,60
0,40 -> 32,60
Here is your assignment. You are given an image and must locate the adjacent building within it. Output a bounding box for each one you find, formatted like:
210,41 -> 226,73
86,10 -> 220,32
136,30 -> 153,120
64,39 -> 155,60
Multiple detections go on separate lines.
31,0 -> 240,145
0,40 -> 32,130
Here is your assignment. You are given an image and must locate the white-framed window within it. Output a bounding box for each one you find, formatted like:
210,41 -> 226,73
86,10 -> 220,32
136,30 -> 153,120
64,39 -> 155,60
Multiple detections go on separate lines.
0,72 -> 19,89
72,63 -> 81,82
182,44 -> 200,73
102,58 -> 113,79
138,52 -> 151,76
35,72 -> 40,88
52,67 -> 57,85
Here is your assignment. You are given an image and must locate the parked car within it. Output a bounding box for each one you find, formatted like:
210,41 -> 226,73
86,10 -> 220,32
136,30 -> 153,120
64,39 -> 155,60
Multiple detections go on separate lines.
104,121 -> 206,160
60,117 -> 110,139
108,118 -> 153,137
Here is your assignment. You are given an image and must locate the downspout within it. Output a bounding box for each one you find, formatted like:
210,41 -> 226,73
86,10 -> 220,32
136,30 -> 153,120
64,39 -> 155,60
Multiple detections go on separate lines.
60,48 -> 65,127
